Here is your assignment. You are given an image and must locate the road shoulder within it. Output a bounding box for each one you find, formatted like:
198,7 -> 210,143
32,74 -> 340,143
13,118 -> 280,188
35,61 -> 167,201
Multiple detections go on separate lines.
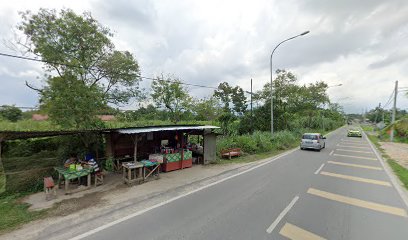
363,131 -> 408,209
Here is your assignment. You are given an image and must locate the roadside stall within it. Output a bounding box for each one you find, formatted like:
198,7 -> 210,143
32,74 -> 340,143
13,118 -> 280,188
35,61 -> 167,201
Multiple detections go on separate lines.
105,125 -> 219,179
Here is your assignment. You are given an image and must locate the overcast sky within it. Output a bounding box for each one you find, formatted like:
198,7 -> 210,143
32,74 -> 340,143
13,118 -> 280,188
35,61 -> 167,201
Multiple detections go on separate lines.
0,0 -> 407,113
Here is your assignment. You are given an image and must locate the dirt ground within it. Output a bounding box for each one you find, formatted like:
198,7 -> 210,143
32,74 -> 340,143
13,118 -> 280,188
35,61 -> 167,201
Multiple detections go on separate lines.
380,142 -> 408,168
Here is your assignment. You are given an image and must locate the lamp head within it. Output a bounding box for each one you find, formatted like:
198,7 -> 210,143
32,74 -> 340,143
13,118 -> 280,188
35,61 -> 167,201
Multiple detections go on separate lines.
300,31 -> 310,36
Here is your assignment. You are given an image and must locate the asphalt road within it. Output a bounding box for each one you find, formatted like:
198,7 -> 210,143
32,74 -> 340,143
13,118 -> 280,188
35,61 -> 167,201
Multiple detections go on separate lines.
74,127 -> 408,240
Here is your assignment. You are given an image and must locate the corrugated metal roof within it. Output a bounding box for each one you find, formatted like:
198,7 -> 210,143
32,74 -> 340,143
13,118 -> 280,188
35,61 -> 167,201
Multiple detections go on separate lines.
117,125 -> 220,134
0,125 -> 220,141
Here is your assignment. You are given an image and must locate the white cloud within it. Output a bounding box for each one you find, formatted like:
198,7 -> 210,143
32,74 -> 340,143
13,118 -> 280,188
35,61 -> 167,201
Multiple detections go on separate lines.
0,0 -> 407,113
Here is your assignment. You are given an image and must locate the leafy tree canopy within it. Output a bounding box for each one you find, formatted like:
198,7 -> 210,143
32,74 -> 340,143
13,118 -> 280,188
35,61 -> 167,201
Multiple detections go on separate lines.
0,105 -> 23,122
151,76 -> 192,123
213,82 -> 247,115
17,8 -> 143,128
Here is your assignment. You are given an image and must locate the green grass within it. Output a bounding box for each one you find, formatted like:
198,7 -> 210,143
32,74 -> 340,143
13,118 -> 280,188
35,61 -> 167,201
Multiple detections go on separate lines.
0,194 -> 47,234
364,129 -> 408,191
214,149 -> 293,165
387,160 -> 408,190
213,127 -> 336,165
360,124 -> 374,132
0,119 -> 219,132
0,120 -> 56,131
0,173 -> 5,194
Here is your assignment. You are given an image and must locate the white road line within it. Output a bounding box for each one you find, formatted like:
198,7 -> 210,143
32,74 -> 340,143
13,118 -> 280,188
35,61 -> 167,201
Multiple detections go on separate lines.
336,149 -> 374,154
341,138 -> 363,142
340,140 -> 367,144
314,164 -> 325,175
266,196 -> 300,234
333,153 -> 377,161
68,148 -> 298,240
329,150 -> 334,156
337,144 -> 371,149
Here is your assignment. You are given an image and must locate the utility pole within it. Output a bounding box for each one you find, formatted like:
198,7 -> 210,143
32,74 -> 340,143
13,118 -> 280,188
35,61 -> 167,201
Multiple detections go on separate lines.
390,80 -> 398,142
382,109 -> 385,123
250,78 -> 253,133
374,102 -> 381,124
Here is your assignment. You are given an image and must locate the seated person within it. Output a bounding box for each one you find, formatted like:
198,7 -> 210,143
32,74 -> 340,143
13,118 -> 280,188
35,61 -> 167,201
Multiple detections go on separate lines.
79,154 -> 100,186
192,143 -> 204,155
64,156 -> 77,168
82,154 -> 100,172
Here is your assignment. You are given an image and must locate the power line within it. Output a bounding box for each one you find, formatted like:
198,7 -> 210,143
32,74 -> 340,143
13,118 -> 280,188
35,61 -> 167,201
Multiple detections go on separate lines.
0,52 -> 219,90
382,88 -> 395,109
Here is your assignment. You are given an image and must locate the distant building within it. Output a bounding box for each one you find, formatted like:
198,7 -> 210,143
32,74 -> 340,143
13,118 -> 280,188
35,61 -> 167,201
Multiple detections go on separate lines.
97,115 -> 116,121
32,114 -> 49,121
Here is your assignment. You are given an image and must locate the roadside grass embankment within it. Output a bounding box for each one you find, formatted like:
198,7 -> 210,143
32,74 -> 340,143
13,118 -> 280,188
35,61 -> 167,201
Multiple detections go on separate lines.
214,129 -> 332,164
366,133 -> 408,190
0,193 -> 48,234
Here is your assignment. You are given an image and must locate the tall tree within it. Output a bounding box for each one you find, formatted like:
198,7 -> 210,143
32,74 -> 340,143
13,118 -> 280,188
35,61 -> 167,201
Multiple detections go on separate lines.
252,69 -> 332,132
40,76 -> 105,128
0,105 -> 23,122
213,82 -> 247,134
17,8 -> 142,128
213,82 -> 247,115
151,76 -> 192,123
193,97 -> 221,121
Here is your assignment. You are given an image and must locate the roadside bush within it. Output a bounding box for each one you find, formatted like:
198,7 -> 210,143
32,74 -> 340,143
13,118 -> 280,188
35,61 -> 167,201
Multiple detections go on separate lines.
235,134 -> 258,154
271,131 -> 298,150
253,131 -> 274,152
216,130 -> 299,157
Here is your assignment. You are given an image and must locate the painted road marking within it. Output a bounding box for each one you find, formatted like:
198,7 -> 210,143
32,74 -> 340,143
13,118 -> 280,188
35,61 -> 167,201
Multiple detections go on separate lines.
327,161 -> 382,171
266,196 -> 299,234
336,149 -> 374,154
337,144 -> 370,149
314,164 -> 325,175
341,138 -> 364,142
320,171 -> 391,187
333,153 -> 377,161
341,143 -> 369,147
364,131 -> 408,209
279,222 -> 326,240
307,188 -> 408,217
340,141 -> 368,145
329,150 -> 334,156
68,148 -> 300,240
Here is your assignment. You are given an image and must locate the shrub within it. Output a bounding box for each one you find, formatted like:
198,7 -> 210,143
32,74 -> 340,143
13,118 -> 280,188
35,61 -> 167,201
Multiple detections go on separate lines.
217,130 -> 299,157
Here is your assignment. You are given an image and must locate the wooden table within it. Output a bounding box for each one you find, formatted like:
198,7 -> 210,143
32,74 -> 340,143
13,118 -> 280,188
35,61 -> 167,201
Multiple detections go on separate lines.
122,162 -> 144,185
113,157 -> 133,172
54,167 -> 93,194
140,160 -> 160,180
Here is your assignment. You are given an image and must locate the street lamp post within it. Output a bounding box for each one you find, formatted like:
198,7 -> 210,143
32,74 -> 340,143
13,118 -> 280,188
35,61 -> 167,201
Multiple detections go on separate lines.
270,31 -> 310,135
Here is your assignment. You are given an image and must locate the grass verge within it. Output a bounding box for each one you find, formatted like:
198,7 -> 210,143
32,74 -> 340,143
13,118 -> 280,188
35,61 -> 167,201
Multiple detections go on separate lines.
0,194 -> 47,235
387,160 -> 408,190
366,132 -> 408,191
214,149 -> 293,165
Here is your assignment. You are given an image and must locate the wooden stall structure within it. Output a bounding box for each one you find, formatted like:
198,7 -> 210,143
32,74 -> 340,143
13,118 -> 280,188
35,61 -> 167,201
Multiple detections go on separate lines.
105,125 -> 219,172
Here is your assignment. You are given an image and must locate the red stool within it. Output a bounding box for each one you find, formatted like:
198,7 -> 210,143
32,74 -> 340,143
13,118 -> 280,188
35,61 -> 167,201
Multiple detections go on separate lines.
44,177 -> 57,201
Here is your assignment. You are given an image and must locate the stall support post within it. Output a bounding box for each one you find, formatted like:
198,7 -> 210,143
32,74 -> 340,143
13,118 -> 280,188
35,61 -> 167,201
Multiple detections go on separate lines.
133,134 -> 138,163
181,133 -> 184,169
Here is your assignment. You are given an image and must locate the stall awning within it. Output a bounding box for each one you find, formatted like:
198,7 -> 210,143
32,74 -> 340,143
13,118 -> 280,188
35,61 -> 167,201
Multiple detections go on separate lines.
0,125 -> 220,141
117,125 -> 220,134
